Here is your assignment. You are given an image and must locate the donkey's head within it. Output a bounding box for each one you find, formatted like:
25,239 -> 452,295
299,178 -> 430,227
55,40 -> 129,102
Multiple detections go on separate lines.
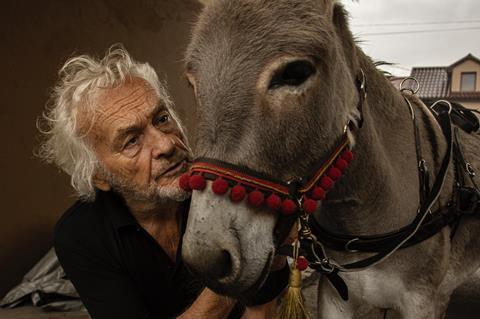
182,0 -> 362,296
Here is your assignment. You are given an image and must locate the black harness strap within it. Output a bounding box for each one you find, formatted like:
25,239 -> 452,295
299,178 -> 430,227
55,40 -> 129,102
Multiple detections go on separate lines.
288,100 -> 480,301
308,101 -> 453,256
335,101 -> 454,271
411,98 -> 431,206
450,102 -> 480,133
308,205 -> 457,253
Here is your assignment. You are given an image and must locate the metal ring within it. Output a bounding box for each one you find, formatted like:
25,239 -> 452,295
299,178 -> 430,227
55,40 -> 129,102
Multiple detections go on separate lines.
400,77 -> 420,94
344,238 -> 360,253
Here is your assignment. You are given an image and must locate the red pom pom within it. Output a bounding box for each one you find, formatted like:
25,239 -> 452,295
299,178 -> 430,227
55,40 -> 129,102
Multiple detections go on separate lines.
230,185 -> 246,202
189,174 -> 206,190
212,177 -> 229,195
303,198 -> 317,214
179,173 -> 191,191
320,176 -> 334,190
327,167 -> 342,181
334,158 -> 348,172
248,190 -> 265,207
281,199 -> 297,215
311,187 -> 326,200
266,194 -> 282,210
342,150 -> 354,163
296,256 -> 309,271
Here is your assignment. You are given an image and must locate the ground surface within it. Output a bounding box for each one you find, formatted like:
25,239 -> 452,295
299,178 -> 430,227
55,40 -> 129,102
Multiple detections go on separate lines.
0,270 -> 478,319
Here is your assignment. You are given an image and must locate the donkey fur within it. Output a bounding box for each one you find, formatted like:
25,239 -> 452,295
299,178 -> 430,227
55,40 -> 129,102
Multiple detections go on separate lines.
182,1 -> 480,318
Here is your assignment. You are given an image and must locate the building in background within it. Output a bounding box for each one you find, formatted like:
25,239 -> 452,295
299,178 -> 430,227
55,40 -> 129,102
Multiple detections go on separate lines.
411,54 -> 480,109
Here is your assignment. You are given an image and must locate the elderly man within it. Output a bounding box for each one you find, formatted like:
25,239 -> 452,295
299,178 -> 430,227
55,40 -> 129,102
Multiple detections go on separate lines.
39,46 -> 287,319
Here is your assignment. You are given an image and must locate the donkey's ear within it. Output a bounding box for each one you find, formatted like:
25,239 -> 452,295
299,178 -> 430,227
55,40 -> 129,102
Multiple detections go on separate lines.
318,0 -> 336,19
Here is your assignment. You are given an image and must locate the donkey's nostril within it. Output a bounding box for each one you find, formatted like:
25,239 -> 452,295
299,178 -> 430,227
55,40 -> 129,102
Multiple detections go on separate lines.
207,249 -> 233,279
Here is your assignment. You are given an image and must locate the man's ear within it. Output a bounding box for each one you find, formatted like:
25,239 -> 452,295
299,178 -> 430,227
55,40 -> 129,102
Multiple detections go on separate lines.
92,172 -> 111,192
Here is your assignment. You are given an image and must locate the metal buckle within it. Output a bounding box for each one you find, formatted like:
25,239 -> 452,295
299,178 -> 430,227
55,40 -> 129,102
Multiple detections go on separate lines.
466,163 -> 476,177
319,258 -> 336,274
418,159 -> 427,171
344,238 -> 360,253
430,100 -> 453,116
286,176 -> 303,198
286,176 -> 303,185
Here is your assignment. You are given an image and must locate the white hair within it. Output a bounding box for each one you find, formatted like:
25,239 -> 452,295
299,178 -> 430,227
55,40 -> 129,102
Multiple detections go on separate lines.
38,44 -> 185,201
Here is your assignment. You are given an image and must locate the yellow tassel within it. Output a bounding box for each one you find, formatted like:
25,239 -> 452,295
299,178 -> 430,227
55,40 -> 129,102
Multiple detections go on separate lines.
276,266 -> 311,319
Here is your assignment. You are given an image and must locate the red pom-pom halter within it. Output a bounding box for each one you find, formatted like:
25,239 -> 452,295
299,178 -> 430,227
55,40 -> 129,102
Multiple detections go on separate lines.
230,185 -> 247,202
179,173 -> 192,191
281,199 -> 297,215
189,174 -> 206,190
248,190 -> 265,207
266,194 -> 282,210
303,198 -> 317,214
296,256 -> 309,271
212,177 -> 229,195
320,176 -> 334,190
334,158 -> 349,172
327,167 -> 342,181
311,186 -> 326,200
341,150 -> 354,163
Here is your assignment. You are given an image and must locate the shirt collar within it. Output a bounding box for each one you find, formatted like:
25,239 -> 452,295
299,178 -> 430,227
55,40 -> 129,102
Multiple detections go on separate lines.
97,190 -> 137,230
97,190 -> 191,232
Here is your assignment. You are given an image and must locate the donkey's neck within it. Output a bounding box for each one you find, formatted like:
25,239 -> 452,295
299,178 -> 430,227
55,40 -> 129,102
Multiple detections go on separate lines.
317,56 -> 421,235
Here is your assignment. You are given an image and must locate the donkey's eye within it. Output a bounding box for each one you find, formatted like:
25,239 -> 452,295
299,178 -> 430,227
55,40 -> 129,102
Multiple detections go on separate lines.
269,60 -> 316,89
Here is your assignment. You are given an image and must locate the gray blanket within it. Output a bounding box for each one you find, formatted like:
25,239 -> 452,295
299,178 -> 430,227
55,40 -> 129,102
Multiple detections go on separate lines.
0,248 -> 85,312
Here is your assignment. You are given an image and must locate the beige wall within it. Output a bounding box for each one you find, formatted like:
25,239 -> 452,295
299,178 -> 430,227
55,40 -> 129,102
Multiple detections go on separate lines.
451,60 -> 480,92
454,101 -> 480,111
0,0 -> 201,297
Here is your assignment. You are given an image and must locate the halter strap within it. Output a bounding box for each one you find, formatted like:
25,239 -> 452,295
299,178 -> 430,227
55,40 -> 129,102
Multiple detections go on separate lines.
190,135 -> 350,196
180,133 -> 353,216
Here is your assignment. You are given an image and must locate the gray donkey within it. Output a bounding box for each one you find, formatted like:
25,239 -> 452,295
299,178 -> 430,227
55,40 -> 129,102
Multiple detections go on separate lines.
181,0 -> 480,318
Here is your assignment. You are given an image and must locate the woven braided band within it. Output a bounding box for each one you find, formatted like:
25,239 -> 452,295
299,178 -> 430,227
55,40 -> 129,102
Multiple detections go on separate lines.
179,135 -> 353,215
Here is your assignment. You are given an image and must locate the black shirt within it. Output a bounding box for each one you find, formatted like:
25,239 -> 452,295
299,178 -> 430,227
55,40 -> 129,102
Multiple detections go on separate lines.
54,190 -> 243,319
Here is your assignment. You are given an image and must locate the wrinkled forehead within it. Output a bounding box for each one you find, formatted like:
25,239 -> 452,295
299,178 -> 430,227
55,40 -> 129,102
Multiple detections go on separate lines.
95,77 -> 160,123
76,77 -> 161,136
185,0 -> 334,74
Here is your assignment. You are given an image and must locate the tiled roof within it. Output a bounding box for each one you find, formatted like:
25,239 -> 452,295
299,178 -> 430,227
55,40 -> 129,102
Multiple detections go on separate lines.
449,92 -> 480,100
410,67 -> 449,99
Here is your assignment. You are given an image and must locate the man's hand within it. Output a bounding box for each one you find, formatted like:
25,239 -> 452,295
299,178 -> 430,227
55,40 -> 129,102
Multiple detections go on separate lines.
242,299 -> 277,319
177,288 -> 236,319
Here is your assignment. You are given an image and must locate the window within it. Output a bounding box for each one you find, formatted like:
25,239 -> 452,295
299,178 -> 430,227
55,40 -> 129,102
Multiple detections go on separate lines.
461,72 -> 476,92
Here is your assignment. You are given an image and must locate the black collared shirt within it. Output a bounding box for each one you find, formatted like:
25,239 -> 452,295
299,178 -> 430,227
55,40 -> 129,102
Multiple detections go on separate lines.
54,190 -> 243,319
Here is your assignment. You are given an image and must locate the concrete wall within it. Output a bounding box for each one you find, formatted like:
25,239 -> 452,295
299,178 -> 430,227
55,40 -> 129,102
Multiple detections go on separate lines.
0,0 -> 201,297
451,60 -> 480,92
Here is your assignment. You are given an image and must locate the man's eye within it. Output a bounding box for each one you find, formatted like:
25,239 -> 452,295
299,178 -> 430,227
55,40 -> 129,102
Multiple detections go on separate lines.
124,136 -> 138,148
154,113 -> 170,126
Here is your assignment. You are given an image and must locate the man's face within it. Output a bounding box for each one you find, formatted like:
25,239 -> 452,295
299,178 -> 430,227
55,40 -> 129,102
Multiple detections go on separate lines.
87,77 -> 190,206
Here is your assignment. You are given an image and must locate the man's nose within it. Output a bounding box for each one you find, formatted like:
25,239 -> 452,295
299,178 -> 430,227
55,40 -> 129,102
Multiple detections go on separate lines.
148,128 -> 175,159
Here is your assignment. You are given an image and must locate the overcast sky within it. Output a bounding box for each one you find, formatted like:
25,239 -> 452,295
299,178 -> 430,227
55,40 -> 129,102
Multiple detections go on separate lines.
342,0 -> 480,76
